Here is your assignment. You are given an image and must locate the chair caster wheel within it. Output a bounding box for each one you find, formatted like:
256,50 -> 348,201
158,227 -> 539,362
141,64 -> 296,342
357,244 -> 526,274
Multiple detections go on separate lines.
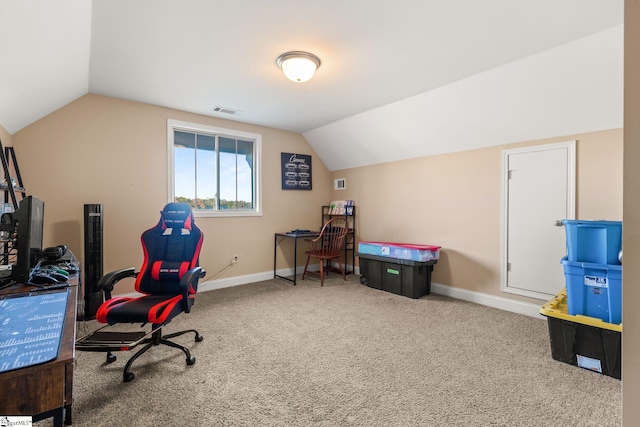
123,372 -> 135,382
106,353 -> 116,363
195,334 -> 203,342
186,356 -> 196,365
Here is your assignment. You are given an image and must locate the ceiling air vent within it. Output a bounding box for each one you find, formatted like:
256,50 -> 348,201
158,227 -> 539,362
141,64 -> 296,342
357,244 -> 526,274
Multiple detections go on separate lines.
212,106 -> 240,115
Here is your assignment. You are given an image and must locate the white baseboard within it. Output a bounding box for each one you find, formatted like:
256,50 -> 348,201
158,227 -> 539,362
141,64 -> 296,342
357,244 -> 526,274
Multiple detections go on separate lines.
198,264 -> 324,292
133,265 -> 545,320
353,264 -> 543,318
115,264 -> 329,297
430,281 -> 545,319
199,270 -> 275,292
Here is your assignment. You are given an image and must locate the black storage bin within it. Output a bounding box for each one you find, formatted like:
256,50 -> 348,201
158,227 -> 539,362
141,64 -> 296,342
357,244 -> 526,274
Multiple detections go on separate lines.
540,289 -> 621,379
546,317 -> 621,379
358,256 -> 382,290
357,252 -> 436,299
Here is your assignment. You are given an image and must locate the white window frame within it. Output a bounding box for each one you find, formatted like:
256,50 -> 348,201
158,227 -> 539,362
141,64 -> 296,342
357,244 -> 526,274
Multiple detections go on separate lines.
167,119 -> 262,217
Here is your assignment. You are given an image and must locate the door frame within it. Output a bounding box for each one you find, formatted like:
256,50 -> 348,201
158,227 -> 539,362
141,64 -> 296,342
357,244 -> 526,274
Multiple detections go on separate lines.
500,141 -> 576,299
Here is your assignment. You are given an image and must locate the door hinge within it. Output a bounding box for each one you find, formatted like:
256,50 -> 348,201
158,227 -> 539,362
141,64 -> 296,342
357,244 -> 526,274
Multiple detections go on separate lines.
507,262 -> 511,271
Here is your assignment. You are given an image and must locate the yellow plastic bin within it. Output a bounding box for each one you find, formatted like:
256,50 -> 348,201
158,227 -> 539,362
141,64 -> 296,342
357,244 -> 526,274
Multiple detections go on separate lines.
540,289 -> 621,379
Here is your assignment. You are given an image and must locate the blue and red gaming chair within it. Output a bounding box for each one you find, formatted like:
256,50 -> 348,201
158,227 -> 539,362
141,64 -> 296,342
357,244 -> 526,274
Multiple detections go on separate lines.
76,202 -> 205,382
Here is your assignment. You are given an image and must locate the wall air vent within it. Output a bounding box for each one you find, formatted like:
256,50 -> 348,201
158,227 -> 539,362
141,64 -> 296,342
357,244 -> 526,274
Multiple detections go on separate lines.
334,178 -> 346,190
212,106 -> 240,115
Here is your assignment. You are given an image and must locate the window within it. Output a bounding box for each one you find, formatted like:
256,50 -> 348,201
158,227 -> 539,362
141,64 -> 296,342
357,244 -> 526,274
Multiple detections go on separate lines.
168,119 -> 262,216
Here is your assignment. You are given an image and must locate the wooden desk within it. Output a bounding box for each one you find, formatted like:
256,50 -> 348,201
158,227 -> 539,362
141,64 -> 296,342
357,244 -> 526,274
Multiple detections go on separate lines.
0,279 -> 78,426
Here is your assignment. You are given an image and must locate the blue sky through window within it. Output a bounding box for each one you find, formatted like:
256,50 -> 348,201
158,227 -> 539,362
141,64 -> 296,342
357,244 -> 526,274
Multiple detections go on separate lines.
174,131 -> 253,206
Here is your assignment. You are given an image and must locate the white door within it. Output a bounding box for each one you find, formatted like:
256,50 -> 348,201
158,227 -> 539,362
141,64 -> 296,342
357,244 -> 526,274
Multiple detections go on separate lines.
501,141 -> 575,300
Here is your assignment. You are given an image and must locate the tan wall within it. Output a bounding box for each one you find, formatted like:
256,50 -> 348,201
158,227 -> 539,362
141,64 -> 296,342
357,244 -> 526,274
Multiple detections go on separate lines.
12,94 -> 331,293
4,39 -> 632,416
624,0 -> 639,422
0,123 -> 10,146
331,129 -> 623,305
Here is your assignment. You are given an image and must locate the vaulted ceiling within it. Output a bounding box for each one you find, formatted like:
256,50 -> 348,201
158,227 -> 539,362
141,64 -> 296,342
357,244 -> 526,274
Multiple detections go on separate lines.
0,0 -> 624,170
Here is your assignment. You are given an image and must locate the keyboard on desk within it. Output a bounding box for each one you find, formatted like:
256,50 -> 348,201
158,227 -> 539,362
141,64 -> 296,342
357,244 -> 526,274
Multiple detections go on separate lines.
30,281 -> 71,292
287,229 -> 318,235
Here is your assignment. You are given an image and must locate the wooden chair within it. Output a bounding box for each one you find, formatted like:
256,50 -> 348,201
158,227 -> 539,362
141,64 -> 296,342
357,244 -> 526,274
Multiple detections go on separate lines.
302,217 -> 349,286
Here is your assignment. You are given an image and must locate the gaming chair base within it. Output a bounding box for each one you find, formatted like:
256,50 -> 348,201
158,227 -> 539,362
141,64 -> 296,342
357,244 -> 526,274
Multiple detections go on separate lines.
76,325 -> 203,382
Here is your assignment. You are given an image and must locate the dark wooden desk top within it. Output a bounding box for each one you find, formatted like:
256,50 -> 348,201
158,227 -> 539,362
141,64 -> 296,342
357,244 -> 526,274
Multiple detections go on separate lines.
0,277 -> 77,419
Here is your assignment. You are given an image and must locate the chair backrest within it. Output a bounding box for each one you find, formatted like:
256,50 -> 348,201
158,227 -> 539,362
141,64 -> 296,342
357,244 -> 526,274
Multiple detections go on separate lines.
311,217 -> 349,256
135,202 -> 203,295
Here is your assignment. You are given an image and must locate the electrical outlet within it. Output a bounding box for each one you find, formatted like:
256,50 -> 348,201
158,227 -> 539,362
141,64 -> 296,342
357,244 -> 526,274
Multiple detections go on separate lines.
232,254 -> 239,264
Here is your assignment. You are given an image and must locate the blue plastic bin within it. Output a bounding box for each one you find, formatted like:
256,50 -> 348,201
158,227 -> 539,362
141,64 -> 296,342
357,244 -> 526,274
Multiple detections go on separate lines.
562,219 -> 622,265
561,256 -> 622,324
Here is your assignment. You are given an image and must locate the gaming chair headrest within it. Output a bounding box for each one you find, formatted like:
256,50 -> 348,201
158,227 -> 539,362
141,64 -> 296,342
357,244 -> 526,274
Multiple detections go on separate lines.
161,202 -> 194,231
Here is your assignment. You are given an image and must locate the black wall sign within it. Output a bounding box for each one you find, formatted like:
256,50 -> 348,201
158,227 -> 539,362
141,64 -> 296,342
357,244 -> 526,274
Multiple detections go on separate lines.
281,153 -> 312,190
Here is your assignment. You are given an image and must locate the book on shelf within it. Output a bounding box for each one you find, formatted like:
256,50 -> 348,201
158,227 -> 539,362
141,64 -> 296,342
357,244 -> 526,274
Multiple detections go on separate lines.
328,200 -> 354,215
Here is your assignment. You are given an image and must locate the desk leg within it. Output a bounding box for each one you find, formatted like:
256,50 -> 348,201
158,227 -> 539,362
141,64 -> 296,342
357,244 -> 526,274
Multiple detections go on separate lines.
53,408 -> 64,427
64,362 -> 73,425
64,404 -> 72,425
292,237 -> 298,285
273,234 -> 277,279
274,234 -> 307,286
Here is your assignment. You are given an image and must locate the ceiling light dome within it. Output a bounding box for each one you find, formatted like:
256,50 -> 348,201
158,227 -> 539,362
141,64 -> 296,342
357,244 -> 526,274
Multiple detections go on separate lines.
276,51 -> 321,83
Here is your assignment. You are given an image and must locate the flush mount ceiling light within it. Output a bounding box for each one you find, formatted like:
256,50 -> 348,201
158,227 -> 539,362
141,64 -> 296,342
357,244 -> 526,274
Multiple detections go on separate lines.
276,51 -> 321,83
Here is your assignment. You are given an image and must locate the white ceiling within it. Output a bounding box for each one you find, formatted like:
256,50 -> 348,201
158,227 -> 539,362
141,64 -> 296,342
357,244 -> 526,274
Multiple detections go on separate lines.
0,0 -> 624,170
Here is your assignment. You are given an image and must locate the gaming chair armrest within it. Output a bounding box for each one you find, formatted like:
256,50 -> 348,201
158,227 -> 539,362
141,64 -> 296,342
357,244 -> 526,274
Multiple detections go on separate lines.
179,267 -> 206,313
98,267 -> 138,300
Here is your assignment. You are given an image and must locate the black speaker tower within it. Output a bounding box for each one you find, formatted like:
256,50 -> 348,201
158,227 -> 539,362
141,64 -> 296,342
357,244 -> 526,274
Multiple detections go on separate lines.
84,204 -> 104,319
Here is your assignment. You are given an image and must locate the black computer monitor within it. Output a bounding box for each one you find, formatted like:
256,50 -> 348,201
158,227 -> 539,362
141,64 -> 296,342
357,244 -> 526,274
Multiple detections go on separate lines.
11,195 -> 44,283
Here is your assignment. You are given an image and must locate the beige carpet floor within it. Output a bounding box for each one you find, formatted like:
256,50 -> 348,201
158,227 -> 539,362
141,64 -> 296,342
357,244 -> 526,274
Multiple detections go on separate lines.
35,274 -> 621,426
